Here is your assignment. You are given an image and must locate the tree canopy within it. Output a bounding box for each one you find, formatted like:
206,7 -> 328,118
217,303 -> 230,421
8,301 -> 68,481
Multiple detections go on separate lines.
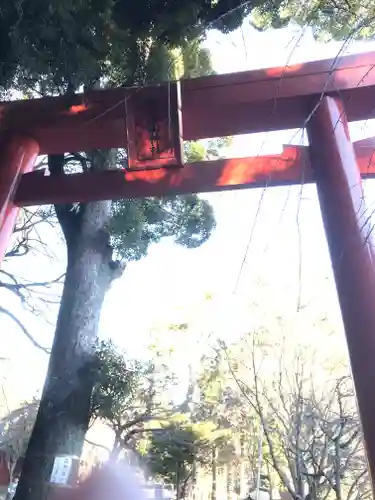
251,0 -> 375,41
109,195 -> 216,261
0,0 -> 253,92
146,419 -> 216,497
1,0 -> 372,94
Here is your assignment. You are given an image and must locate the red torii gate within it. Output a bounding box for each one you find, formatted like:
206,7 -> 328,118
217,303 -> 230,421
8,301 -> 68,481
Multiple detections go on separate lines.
2,51 -> 375,487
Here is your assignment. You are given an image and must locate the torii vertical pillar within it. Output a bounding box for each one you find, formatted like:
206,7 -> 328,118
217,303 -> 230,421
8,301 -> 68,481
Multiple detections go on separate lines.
307,96 -> 375,485
0,135 -> 39,262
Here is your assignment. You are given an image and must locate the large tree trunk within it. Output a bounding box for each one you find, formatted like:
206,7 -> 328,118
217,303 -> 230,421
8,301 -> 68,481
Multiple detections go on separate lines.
176,463 -> 182,500
227,463 -> 234,500
334,439 -> 342,500
211,447 -> 217,500
14,151 -> 124,500
110,435 -> 123,463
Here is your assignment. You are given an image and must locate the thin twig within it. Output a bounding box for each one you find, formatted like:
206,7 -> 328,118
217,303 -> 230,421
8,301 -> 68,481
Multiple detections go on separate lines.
0,307 -> 50,354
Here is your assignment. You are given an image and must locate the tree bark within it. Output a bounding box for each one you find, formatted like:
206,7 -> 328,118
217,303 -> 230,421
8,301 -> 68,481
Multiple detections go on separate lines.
177,463 -> 182,500
110,436 -> 122,463
226,463 -> 234,500
211,447 -> 217,500
334,439 -> 342,500
14,151 -> 123,500
191,460 -> 197,500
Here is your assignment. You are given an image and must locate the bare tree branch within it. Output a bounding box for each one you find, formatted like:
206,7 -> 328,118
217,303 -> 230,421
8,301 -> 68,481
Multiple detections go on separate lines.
218,334 -> 370,500
0,306 -> 50,354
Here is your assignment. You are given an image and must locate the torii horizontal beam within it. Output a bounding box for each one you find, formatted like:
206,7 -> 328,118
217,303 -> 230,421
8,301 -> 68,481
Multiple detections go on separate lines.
14,142 -> 375,206
1,52 -> 375,154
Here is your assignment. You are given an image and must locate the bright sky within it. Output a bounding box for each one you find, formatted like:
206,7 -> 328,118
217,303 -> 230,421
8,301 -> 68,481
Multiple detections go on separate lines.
1,20 -> 375,408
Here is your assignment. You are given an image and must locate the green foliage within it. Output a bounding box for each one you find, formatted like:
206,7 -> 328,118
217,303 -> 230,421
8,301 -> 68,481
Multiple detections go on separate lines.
91,340 -> 145,422
168,323 -> 189,332
108,37 -> 220,263
184,143 -> 207,163
145,38 -> 215,84
113,0 -> 253,44
206,137 -> 233,159
251,0 -> 375,41
109,195 -> 216,260
144,43 -> 178,84
147,418 -> 217,488
90,339 -> 177,460
0,0 -> 250,92
0,0 -> 114,92
57,40 -> 224,264
184,137 -> 232,163
179,39 -> 215,79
